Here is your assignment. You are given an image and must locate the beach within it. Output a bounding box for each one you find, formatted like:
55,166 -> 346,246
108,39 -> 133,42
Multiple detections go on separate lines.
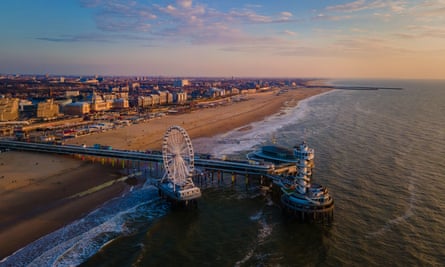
0,86 -> 329,259
0,152 -> 126,259
65,87 -> 328,151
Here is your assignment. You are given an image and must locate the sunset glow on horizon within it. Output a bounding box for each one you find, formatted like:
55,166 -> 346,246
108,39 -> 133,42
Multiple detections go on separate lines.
1,0 -> 444,79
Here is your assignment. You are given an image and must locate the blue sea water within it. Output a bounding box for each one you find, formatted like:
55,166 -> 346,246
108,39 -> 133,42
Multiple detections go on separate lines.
2,79 -> 444,266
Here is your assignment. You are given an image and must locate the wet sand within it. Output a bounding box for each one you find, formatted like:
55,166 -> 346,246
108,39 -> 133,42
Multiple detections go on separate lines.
0,152 -> 126,259
0,86 -> 329,259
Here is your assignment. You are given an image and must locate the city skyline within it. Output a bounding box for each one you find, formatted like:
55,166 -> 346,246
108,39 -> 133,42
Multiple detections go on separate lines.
1,0 -> 444,79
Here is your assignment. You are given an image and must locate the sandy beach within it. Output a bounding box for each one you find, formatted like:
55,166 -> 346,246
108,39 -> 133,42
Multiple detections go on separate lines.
0,86 -> 329,259
0,152 -> 126,259
65,87 -> 328,151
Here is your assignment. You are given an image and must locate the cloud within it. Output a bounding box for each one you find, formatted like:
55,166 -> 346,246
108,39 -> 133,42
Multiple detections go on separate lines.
312,13 -> 353,21
421,6 -> 445,16
36,33 -> 155,43
326,0 -> 369,12
280,11 -> 293,19
36,33 -> 115,43
283,30 -> 297,36
177,0 -> 193,9
411,1 -> 445,19
74,0 -> 442,59
394,25 -> 445,39
227,10 -> 273,23
331,36 -> 415,56
326,0 -> 406,13
72,0 -> 304,48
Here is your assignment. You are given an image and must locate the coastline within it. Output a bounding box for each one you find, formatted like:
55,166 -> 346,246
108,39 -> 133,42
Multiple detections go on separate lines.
65,87 -> 329,151
0,151 -> 127,259
0,86 -> 331,260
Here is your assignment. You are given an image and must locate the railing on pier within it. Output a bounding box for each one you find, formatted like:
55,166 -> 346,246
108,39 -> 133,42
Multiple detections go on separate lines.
0,140 -> 278,176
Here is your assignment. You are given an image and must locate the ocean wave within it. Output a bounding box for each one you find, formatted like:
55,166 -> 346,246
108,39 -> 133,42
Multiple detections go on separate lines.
235,208 -> 274,266
367,178 -> 417,238
210,90 -> 336,158
2,185 -> 169,267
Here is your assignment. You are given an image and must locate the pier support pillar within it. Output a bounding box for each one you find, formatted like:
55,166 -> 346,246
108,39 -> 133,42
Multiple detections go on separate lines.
149,162 -> 153,176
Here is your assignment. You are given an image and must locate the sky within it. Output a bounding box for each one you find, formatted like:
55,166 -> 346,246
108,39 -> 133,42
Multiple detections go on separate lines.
1,0 -> 444,79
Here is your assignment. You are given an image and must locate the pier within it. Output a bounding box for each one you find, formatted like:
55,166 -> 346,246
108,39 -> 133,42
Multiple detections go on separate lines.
0,140 -> 277,176
0,137 -> 334,223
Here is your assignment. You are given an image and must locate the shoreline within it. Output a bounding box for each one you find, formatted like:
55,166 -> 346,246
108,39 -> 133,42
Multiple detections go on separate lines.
0,152 -> 128,259
66,87 -> 330,151
0,86 -> 331,260
193,86 -> 337,155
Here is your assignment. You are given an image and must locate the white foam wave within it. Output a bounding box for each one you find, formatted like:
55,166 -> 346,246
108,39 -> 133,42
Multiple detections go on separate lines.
2,185 -> 168,267
208,91 -> 334,158
236,209 -> 274,266
250,210 -> 263,221
368,179 -> 417,238
264,193 -> 274,206
257,217 -> 273,245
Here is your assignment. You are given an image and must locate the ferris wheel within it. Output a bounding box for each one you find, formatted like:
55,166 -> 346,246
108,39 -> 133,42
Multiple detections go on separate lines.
162,125 -> 195,186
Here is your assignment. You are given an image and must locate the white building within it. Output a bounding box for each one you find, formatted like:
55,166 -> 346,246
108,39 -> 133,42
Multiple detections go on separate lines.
174,92 -> 188,104
63,102 -> 90,115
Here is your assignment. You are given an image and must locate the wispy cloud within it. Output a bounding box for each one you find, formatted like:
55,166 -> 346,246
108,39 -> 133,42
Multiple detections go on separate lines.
410,0 -> 445,20
36,33 -> 115,43
36,33 -> 154,43
272,36 -> 411,58
326,0 -> 369,12
280,11 -> 293,20
312,13 -> 353,21
326,0 -> 406,13
177,0 -> 193,9
43,0 -> 443,59
394,25 -> 445,39
283,30 -> 297,36
70,0 -> 304,47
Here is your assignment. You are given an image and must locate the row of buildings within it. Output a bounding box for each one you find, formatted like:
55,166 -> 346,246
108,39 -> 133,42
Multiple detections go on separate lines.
0,85 -> 259,120
0,75 -> 304,122
0,89 -> 190,120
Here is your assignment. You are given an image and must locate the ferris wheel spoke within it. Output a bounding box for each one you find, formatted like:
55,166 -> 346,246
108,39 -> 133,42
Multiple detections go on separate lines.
178,144 -> 189,155
166,157 -> 174,165
167,141 -> 176,153
172,133 -> 182,146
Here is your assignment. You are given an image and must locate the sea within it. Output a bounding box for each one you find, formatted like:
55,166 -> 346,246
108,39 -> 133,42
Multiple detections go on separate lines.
1,79 -> 444,266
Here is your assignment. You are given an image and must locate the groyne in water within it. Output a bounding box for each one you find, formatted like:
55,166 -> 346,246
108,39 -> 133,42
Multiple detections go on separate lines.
307,85 -> 403,90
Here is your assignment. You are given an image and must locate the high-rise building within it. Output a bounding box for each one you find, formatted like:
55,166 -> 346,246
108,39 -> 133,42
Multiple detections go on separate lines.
0,98 -> 19,121
63,102 -> 90,115
36,99 -> 59,119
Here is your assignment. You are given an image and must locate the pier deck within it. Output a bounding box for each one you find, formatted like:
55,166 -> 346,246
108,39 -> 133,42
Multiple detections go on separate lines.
0,140 -> 289,176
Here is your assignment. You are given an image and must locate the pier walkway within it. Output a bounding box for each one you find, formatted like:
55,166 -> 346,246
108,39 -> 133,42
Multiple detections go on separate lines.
0,140 -> 287,176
